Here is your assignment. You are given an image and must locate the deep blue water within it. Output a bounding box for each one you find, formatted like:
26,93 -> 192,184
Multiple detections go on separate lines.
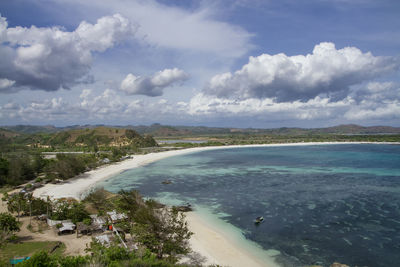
99,144 -> 400,267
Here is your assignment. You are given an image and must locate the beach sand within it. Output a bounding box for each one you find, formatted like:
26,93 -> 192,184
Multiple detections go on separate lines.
185,210 -> 280,267
32,142 -> 398,266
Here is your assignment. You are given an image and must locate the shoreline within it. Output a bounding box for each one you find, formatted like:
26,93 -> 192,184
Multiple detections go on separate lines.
32,141 -> 399,267
185,207 -> 280,267
33,141 -> 399,201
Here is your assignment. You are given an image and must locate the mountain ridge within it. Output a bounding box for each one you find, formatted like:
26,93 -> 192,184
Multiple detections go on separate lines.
2,124 -> 400,137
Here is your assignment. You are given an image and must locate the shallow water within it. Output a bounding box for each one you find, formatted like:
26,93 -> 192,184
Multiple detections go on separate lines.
99,144 -> 400,267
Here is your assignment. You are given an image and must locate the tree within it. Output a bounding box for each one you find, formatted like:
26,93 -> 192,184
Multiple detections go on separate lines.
6,192 -> 27,221
125,129 -> 140,139
0,157 -> 9,186
68,202 -> 90,224
143,135 -> 158,147
116,190 -> 142,220
0,212 -> 20,232
84,187 -> 109,213
51,199 -> 71,220
17,251 -> 58,267
132,207 -> 193,262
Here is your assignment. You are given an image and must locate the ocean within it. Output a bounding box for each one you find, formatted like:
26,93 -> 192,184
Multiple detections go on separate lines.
98,144 -> 400,267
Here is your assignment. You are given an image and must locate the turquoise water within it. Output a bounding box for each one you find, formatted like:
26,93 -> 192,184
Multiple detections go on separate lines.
99,144 -> 400,267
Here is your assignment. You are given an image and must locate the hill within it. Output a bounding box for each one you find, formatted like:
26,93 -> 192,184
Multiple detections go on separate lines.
3,124 -> 400,138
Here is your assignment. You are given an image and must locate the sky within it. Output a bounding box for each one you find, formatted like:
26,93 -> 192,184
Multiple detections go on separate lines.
0,0 -> 399,128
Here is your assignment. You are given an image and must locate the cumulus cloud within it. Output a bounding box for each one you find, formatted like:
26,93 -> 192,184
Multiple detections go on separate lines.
2,82 -> 400,126
120,68 -> 189,96
0,14 -> 135,93
205,42 -> 400,102
187,93 -> 352,121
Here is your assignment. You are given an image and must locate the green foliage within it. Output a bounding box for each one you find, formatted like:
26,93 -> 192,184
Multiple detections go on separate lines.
0,212 -> 20,232
132,208 -> 193,262
17,250 -> 58,267
68,202 -> 90,224
0,158 -> 9,186
115,190 -> 142,220
52,154 -> 86,180
6,192 -> 27,219
7,155 -> 36,185
49,132 -> 71,146
28,198 -> 48,216
51,200 -> 71,221
112,148 -> 126,160
83,188 -> 111,213
88,242 -> 183,267
51,200 -> 89,223
126,129 -> 141,139
57,255 -> 90,267
114,190 -> 192,262
83,218 -> 92,226
3,193 -> 50,217
143,135 -> 158,147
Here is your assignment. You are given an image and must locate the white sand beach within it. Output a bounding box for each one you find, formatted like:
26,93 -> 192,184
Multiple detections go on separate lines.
34,142 -> 397,201
32,142 -> 399,267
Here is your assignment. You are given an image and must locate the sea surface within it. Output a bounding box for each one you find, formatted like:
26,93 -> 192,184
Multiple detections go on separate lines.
98,144 -> 400,267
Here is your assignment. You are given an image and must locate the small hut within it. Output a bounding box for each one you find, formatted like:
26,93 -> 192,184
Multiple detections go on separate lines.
57,222 -> 76,235
76,222 -> 91,236
107,210 -> 127,223
89,214 -> 107,232
95,234 -> 113,247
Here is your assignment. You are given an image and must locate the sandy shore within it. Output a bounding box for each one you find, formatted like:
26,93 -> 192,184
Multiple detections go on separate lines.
33,141 -> 398,201
185,210 -> 280,267
32,141 -> 399,267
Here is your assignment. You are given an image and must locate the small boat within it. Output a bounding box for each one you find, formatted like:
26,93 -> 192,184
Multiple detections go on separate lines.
162,180 -> 172,184
254,216 -> 264,224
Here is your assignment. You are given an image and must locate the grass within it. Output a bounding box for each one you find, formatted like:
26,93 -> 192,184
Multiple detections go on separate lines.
0,241 -> 66,262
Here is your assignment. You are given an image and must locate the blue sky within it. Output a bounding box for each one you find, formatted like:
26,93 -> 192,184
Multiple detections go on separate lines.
0,0 -> 399,128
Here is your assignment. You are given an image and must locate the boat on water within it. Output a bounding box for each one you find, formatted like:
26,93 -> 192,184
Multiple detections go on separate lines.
254,216 -> 264,224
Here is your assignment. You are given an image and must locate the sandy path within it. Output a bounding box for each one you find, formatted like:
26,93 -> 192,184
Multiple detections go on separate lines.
0,193 -> 8,213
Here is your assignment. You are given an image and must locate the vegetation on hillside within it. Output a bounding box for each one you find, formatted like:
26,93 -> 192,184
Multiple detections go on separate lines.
0,127 -> 158,188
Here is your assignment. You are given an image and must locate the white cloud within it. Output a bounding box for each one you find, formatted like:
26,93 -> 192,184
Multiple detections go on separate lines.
120,68 -> 189,96
53,0 -> 254,58
76,14 -> 135,52
205,42 -> 400,102
2,82 -> 400,126
0,14 -> 135,92
187,93 -> 351,120
0,78 -> 15,90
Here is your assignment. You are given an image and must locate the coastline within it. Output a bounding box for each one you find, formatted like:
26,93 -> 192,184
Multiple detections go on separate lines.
33,141 -> 399,201
185,207 -> 280,267
32,141 -> 400,267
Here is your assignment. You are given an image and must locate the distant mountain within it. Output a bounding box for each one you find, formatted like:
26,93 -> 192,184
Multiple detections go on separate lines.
319,124 -> 400,134
0,128 -> 20,138
3,123 -> 400,137
42,126 -> 157,147
2,125 -> 60,134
